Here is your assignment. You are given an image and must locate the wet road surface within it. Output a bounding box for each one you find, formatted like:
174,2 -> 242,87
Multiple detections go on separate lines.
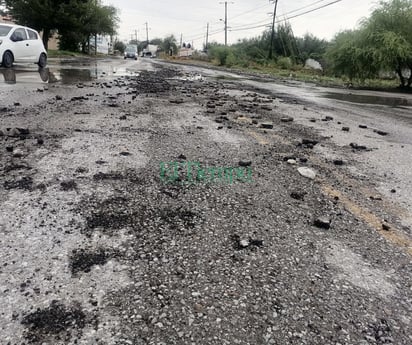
0,57 -> 411,345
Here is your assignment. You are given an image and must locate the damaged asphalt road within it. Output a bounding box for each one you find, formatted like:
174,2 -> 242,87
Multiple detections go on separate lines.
0,58 -> 411,345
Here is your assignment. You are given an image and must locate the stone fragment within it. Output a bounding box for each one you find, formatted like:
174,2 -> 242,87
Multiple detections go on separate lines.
280,117 -> 294,123
260,123 -> 274,129
314,217 -> 331,229
297,167 -> 316,179
239,160 -> 252,167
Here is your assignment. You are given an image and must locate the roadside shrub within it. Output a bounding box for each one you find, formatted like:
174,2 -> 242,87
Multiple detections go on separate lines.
225,52 -> 238,67
277,56 -> 293,69
209,46 -> 232,66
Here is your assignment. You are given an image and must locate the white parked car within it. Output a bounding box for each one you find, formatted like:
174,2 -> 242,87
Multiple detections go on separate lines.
0,24 -> 47,68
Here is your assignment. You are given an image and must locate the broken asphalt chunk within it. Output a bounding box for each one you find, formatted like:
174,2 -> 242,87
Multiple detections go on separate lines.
374,129 -> 388,136
313,217 -> 331,229
280,116 -> 294,123
350,143 -> 368,150
260,123 -> 274,129
238,160 -> 252,167
301,139 -> 319,146
382,223 -> 391,231
290,191 -> 306,200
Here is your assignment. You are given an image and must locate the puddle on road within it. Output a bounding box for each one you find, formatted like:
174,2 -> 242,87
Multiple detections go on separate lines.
0,67 -> 49,85
323,92 -> 411,107
0,63 -> 139,86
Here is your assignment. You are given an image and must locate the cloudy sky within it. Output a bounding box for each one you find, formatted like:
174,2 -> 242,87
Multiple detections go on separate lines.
103,0 -> 379,47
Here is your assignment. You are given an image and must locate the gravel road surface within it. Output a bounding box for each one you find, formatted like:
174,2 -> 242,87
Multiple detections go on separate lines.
0,58 -> 411,345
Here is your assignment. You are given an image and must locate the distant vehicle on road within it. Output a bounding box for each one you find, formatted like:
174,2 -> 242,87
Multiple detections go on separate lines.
124,45 -> 138,60
142,44 -> 158,58
0,24 -> 47,68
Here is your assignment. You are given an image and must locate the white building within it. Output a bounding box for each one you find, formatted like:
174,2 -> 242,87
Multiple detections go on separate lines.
90,35 -> 111,54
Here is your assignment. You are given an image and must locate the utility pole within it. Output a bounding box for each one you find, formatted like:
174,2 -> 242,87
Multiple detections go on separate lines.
205,23 -> 209,52
268,0 -> 279,60
220,1 -> 233,46
180,33 -> 183,48
135,30 -> 138,52
145,22 -> 149,45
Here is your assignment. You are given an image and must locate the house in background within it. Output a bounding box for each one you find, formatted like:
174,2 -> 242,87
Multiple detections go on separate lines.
0,14 -> 13,23
89,35 -> 111,54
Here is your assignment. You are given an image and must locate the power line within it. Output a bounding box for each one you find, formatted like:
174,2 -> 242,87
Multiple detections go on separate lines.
229,0 -> 344,32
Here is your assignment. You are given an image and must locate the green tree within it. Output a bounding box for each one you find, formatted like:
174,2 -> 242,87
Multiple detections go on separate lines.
161,35 -> 178,55
4,0 -> 118,52
326,29 -> 379,82
4,0 -> 64,49
114,40 -> 126,54
364,0 -> 412,87
296,33 -> 329,63
326,0 -> 412,87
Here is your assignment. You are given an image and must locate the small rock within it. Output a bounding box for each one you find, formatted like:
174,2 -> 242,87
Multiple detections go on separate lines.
350,143 -> 367,150
302,139 -> 318,146
37,138 -> 44,145
290,191 -> 306,200
382,223 -> 391,231
314,217 -> 331,229
359,124 -> 368,129
178,154 -> 187,160
374,129 -> 388,136
309,118 -> 316,123
60,180 -> 77,191
297,167 -> 316,179
260,123 -> 274,129
287,159 -> 297,165
119,115 -> 127,120
12,148 -> 24,158
280,117 -> 294,123
342,127 -> 350,132
6,146 -> 13,152
239,239 -> 250,248
390,189 -> 396,193
119,151 -> 131,156
55,95 -> 63,100
333,159 -> 344,166
239,160 -> 252,167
